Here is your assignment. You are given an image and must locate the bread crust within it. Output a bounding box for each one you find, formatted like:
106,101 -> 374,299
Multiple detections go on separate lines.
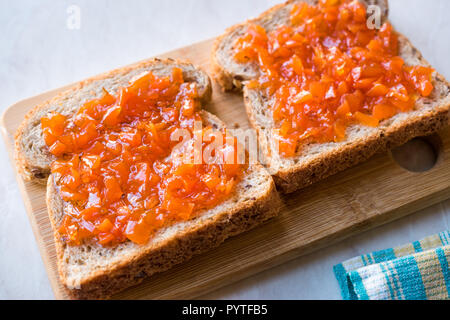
212,0 -> 450,193
257,106 -> 450,193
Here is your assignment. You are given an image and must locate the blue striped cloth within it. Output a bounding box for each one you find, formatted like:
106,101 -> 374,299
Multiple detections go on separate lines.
334,231 -> 450,300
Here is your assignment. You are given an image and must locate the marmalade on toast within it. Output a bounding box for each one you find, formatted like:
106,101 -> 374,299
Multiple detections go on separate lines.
233,0 -> 434,157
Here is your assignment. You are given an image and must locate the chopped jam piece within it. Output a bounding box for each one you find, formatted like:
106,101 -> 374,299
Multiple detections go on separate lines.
42,68 -> 246,246
233,0 -> 434,157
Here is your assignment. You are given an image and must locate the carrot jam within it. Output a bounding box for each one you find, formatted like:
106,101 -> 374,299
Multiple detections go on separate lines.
233,0 -> 434,157
41,68 -> 246,246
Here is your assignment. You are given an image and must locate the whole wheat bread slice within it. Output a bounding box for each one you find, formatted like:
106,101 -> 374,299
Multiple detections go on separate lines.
15,59 -> 280,299
212,0 -> 450,193
47,110 -> 279,300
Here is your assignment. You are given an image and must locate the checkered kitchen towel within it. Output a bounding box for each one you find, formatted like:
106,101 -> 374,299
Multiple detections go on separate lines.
334,231 -> 450,300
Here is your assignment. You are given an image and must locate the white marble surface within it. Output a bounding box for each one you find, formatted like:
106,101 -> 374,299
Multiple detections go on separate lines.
1,0 -> 449,300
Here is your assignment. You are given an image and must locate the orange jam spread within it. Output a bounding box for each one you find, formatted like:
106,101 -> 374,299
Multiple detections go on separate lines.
41,68 -> 246,246
233,0 -> 434,157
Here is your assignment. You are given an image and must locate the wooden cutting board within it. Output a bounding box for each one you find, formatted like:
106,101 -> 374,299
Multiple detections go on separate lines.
2,39 -> 450,300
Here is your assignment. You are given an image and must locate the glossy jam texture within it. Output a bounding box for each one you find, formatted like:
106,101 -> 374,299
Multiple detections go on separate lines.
42,68 -> 246,246
233,0 -> 434,157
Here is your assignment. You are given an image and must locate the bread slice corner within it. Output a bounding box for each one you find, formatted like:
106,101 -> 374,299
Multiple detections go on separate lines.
14,58 -> 212,184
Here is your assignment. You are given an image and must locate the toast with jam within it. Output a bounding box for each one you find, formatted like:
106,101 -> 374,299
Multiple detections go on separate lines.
15,59 -> 280,299
212,0 -> 450,193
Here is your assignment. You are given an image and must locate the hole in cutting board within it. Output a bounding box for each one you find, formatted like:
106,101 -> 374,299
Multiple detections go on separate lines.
390,134 -> 442,172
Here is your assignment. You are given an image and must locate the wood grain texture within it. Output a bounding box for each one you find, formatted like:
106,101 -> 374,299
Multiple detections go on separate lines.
1,39 -> 450,300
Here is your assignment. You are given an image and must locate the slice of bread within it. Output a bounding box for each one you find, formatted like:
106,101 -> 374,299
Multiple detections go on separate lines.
47,110 -> 279,300
15,59 -> 280,299
212,0 -> 450,193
